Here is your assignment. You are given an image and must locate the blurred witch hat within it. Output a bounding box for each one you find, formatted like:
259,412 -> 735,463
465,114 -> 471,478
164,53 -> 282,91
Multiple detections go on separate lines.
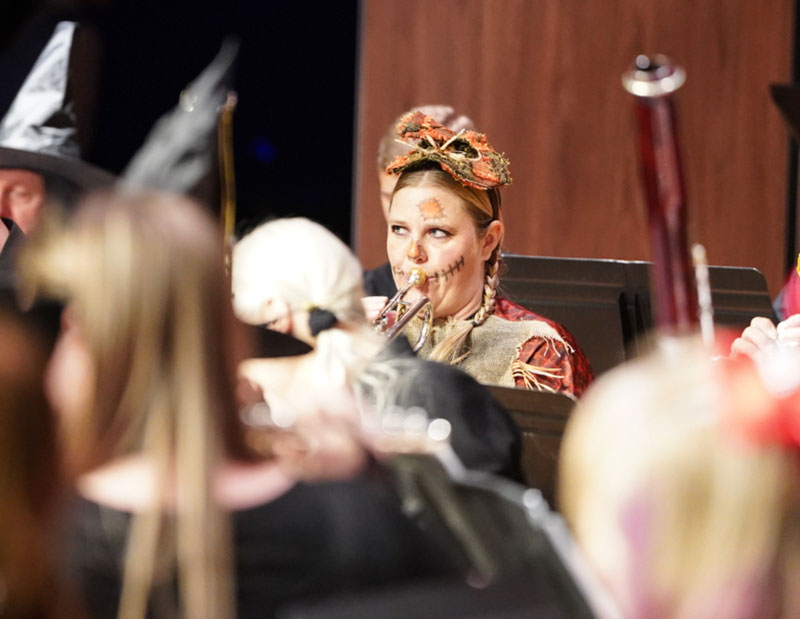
0,21 -> 115,189
120,40 -> 311,358
120,37 -> 239,209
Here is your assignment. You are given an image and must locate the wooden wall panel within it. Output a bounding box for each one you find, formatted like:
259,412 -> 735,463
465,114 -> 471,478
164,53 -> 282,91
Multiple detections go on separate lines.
354,0 -> 793,296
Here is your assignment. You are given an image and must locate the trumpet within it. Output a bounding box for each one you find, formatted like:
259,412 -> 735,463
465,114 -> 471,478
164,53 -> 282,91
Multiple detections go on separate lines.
374,267 -> 433,352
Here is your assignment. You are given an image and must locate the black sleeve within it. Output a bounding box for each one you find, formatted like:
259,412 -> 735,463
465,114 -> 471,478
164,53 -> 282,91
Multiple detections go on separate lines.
394,362 -> 523,481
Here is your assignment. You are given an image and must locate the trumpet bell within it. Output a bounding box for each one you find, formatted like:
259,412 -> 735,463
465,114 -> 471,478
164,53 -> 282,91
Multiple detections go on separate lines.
386,296 -> 433,352
374,267 -> 433,352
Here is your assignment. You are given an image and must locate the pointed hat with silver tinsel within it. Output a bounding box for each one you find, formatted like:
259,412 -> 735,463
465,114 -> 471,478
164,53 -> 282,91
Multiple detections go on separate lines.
120,38 -> 239,195
0,21 -> 114,189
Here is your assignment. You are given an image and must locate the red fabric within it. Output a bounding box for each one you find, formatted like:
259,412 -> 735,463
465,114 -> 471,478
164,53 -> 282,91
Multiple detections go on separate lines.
719,354 -> 800,449
493,297 -> 594,397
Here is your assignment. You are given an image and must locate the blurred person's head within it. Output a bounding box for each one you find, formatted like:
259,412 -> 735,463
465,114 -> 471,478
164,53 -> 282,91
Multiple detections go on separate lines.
22,190 -> 249,619
0,309 -> 64,617
0,168 -> 83,230
376,105 -> 475,221
26,191 -> 247,469
559,338 -> 800,618
0,169 -> 46,233
233,217 -> 384,390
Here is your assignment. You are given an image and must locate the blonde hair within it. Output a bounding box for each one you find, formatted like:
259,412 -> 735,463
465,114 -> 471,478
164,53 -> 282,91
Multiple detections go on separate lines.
392,166 -> 503,364
233,217 -> 384,388
23,191 -> 250,619
377,105 -> 476,172
559,339 -> 800,618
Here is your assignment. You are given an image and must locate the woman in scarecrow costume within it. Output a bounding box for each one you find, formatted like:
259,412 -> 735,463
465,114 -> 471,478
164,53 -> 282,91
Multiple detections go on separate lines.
384,112 -> 593,396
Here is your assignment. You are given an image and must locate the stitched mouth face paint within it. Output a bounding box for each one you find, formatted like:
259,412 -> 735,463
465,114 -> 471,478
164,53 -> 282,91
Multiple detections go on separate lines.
428,255 -> 465,282
387,185 -> 495,320
392,255 -> 464,282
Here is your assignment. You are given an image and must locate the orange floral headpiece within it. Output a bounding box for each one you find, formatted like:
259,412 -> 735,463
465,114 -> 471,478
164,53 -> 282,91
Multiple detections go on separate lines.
385,111 -> 512,191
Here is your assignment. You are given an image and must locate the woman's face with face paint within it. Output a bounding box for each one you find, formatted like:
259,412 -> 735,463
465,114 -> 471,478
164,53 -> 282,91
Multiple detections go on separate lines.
386,184 -> 501,320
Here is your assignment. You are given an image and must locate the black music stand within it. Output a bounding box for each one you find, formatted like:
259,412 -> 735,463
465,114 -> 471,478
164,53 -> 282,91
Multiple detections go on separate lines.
486,385 -> 575,508
499,254 -> 775,376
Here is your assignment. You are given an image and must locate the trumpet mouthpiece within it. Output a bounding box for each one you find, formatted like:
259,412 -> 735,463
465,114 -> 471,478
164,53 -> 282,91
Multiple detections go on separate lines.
408,268 -> 427,287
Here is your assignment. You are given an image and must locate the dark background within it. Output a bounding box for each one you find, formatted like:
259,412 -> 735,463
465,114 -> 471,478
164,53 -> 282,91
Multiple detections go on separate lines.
0,0 -> 359,242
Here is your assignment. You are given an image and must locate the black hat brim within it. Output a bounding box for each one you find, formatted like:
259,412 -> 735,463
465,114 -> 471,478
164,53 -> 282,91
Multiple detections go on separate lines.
0,146 -> 115,190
